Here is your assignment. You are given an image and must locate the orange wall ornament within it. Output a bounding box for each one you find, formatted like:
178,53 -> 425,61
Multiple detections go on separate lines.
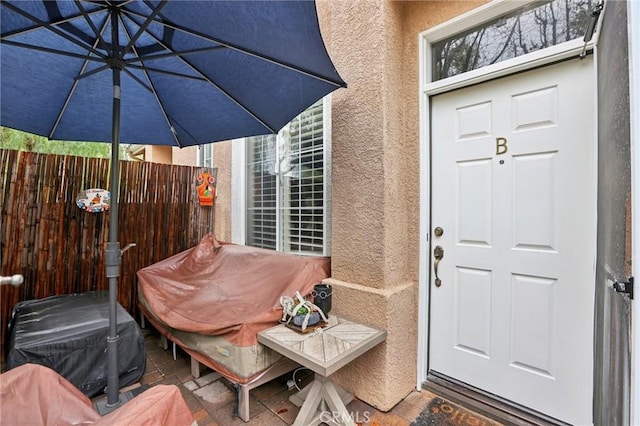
196,171 -> 216,206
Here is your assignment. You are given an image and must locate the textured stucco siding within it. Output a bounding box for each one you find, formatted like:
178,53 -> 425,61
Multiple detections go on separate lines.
318,0 -> 485,410
172,146 -> 197,166
209,0 -> 488,411
212,141 -> 232,242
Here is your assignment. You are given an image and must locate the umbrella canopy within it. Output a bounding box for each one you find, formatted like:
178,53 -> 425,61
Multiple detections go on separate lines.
1,0 -> 345,411
1,0 -> 346,145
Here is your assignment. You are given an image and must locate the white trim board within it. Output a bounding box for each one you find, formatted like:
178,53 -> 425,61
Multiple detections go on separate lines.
231,138 -> 246,245
628,0 -> 640,424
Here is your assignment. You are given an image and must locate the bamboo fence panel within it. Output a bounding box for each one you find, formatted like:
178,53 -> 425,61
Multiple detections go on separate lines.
0,149 -> 216,359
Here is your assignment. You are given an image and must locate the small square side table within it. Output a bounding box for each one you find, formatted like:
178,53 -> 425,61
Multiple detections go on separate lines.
257,316 -> 386,426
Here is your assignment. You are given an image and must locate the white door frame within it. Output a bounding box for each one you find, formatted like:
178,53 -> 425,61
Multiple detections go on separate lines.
417,0 -> 604,406
628,1 -> 640,424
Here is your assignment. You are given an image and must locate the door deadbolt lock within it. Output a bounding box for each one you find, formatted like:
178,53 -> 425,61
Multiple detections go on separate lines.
434,227 -> 444,237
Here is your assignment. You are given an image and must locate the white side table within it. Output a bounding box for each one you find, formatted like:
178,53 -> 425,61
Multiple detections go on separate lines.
257,316 -> 386,426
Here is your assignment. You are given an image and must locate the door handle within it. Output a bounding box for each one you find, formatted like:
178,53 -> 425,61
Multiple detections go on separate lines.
434,245 -> 444,287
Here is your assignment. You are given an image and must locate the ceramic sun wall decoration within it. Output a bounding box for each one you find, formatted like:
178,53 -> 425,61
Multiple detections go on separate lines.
196,171 -> 215,206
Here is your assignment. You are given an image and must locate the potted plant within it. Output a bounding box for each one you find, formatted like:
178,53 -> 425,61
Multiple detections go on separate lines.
280,291 -> 328,332
292,304 -> 321,327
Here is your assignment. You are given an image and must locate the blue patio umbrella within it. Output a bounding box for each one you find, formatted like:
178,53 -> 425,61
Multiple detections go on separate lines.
1,0 -> 345,410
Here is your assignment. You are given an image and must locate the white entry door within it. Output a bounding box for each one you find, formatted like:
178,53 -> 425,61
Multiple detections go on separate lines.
429,58 -> 595,425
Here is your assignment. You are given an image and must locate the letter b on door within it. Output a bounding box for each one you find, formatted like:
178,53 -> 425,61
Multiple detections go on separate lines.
496,137 -> 508,155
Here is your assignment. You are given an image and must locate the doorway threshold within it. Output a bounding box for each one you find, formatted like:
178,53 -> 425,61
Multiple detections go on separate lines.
424,373 -> 571,426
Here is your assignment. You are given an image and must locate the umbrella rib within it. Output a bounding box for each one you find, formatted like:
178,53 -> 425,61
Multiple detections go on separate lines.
49,65 -> 91,140
125,46 -> 226,64
122,7 -> 345,88
0,6 -> 103,38
178,60 -> 278,133
121,16 -> 277,134
74,0 -> 110,53
121,67 -> 156,91
76,64 -> 111,81
0,2 -> 107,60
126,64 -> 207,81
121,0 -> 168,57
0,39 -> 106,63
120,18 -> 186,147
106,0 -> 137,10
49,17 -> 112,139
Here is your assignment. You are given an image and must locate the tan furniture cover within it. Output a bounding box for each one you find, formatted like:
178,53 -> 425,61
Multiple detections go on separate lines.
136,233 -> 331,346
0,363 -> 194,426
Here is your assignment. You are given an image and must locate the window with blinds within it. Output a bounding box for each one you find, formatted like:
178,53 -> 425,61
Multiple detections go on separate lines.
246,134 -> 277,250
199,143 -> 214,167
245,99 -> 328,255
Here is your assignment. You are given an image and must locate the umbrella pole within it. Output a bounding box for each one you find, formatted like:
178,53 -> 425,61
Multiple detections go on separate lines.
105,64 -> 121,407
105,7 -> 122,408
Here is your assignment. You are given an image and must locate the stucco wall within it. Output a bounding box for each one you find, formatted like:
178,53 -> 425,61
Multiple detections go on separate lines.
318,0 -> 485,411
140,145 -> 197,165
172,146 -> 198,166
212,141 -> 233,242
144,145 -> 173,164
173,143 -> 232,241
177,0 -> 488,412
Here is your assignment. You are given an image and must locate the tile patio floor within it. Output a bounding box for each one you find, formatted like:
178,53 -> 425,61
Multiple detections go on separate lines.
136,327 -> 506,426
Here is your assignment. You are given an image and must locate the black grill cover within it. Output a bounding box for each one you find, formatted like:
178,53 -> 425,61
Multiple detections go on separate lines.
6,291 -> 145,398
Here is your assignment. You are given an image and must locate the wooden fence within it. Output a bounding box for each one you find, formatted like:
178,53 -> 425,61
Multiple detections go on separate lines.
0,149 -> 216,359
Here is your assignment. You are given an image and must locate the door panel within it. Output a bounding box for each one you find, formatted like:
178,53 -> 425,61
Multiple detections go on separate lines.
430,58 -> 595,425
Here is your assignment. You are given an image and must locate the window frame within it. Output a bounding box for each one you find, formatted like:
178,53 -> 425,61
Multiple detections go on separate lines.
198,143 -> 214,168
231,96 -> 332,256
430,0 -> 597,82
420,0 -> 599,96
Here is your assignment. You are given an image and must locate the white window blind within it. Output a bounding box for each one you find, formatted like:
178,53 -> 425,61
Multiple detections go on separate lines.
199,143 -> 214,167
246,135 -> 277,250
245,99 -> 328,255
